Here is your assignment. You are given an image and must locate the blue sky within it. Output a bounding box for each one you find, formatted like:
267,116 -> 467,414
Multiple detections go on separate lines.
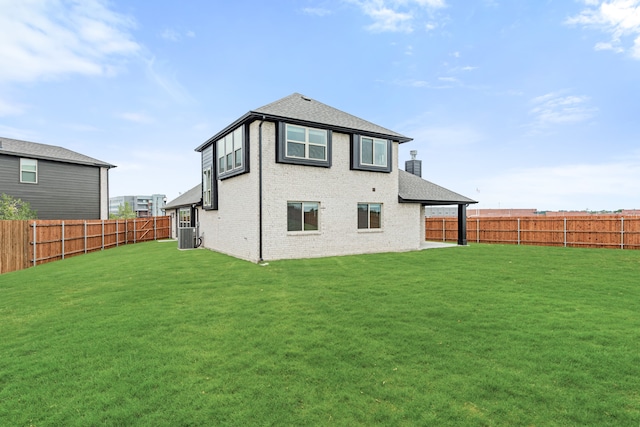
1,0 -> 639,211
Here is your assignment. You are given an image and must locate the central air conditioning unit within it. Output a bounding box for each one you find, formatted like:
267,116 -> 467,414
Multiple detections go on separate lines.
178,227 -> 196,249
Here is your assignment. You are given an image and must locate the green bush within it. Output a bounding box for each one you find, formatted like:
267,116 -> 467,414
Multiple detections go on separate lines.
0,193 -> 37,219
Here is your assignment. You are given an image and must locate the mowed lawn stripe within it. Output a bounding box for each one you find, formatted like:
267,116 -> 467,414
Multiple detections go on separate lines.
0,242 -> 638,426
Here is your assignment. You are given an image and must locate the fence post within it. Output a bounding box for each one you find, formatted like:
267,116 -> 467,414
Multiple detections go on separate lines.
563,218 -> 567,248
134,219 -> 137,243
61,221 -> 65,259
517,218 -> 521,245
102,220 -> 105,250
154,216 -> 157,240
442,218 -> 446,242
621,217 -> 624,250
477,218 -> 480,243
32,222 -> 37,267
84,221 -> 87,254
116,220 -> 119,247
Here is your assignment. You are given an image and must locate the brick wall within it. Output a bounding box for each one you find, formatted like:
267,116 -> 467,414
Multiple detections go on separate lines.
199,120 -> 422,262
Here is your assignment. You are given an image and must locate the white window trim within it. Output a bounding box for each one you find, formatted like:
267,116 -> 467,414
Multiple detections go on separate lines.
357,203 -> 383,231
20,158 -> 38,184
285,124 -> 328,161
178,207 -> 191,228
360,137 -> 388,167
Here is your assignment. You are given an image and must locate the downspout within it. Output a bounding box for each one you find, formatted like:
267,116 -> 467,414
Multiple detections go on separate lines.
258,116 -> 265,262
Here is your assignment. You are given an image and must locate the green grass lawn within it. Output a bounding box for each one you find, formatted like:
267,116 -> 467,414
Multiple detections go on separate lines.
1,242 -> 639,426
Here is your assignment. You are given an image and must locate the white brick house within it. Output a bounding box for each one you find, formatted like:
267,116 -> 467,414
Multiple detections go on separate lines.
194,93 -> 475,262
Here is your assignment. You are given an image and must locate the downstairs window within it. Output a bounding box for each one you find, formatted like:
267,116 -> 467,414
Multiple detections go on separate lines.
287,201 -> 319,232
358,203 -> 382,229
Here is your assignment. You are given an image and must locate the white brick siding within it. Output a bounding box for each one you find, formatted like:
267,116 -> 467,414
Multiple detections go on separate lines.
199,120 -> 422,262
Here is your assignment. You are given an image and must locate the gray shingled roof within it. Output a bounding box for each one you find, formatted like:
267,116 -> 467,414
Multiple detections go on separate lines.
0,136 -> 115,167
164,184 -> 202,209
196,93 -> 411,151
398,169 -> 477,205
252,93 -> 411,141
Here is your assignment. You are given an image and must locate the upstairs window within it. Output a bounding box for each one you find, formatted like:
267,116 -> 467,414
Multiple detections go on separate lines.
286,124 -> 327,161
361,137 -> 388,167
358,203 -> 382,229
217,126 -> 247,179
277,123 -> 332,168
351,135 -> 392,173
20,159 -> 38,183
203,168 -> 212,206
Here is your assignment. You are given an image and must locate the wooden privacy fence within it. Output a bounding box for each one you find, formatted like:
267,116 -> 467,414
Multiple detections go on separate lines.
426,216 -> 640,250
1,217 -> 171,274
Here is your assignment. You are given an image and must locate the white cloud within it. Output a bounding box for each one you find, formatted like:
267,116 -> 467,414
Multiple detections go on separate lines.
393,78 -> 455,88
413,0 -> 446,6
161,29 -> 180,42
529,91 -> 597,128
302,7 -> 333,16
0,98 -> 26,116
594,41 -> 625,52
145,57 -> 194,104
400,117 -> 485,147
367,5 -> 414,32
0,124 -> 40,141
161,28 -> 196,41
117,112 -> 155,124
0,0 -> 140,83
475,156 -> 640,210
63,123 -> 102,132
347,0 -> 447,33
566,0 -> 640,59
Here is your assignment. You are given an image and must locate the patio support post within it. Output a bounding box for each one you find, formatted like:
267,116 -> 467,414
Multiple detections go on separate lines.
457,204 -> 468,246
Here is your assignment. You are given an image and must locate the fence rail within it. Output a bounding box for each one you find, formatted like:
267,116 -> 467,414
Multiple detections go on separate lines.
1,217 -> 171,274
426,215 -> 640,249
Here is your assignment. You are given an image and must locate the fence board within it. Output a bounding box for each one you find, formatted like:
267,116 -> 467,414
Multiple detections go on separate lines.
426,215 -> 640,250
1,220 -> 30,274
0,217 -> 171,274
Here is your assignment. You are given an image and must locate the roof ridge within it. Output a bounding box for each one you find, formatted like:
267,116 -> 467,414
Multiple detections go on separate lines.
251,92 -> 303,113
0,136 -> 114,167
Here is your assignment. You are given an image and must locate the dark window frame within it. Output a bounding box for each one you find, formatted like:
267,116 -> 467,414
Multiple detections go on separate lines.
217,124 -> 250,180
350,135 -> 393,173
277,122 -> 332,168
201,146 -> 218,211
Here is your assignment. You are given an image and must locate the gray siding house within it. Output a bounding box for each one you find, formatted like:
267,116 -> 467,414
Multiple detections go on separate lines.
194,93 -> 476,262
0,137 -> 114,219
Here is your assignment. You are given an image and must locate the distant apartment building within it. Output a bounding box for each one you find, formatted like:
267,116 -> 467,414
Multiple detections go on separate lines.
109,194 -> 166,217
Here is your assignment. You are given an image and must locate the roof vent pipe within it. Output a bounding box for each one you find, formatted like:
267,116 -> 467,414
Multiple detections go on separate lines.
405,150 -> 422,177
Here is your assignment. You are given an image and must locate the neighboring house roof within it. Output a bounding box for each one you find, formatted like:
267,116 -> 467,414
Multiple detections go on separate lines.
164,184 -> 202,209
0,136 -> 115,168
398,170 -> 477,205
196,93 -> 412,151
